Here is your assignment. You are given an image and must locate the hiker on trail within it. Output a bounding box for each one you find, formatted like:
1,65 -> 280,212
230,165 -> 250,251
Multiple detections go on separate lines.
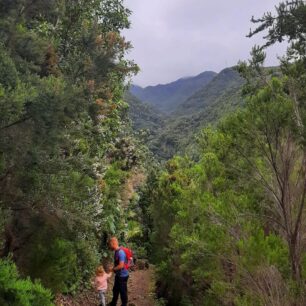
108,237 -> 129,306
94,265 -> 112,306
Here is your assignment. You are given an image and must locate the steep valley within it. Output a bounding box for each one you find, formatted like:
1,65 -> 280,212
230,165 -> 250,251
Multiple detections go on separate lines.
127,67 -> 245,159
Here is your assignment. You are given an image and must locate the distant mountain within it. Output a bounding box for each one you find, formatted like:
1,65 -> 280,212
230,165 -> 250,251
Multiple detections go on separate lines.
174,68 -> 244,116
130,71 -> 217,113
127,67 -> 245,160
129,84 -> 143,98
147,68 -> 245,159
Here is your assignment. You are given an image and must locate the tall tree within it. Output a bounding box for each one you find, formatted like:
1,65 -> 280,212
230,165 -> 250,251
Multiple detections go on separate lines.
0,0 -> 140,295
243,0 -> 306,284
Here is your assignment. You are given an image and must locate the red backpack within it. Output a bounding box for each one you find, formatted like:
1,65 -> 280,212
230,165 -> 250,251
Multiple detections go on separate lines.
119,246 -> 134,270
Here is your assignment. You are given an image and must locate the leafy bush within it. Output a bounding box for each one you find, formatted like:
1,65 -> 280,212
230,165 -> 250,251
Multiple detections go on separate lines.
0,258 -> 54,306
0,48 -> 18,89
0,0 -> 139,299
23,222 -> 100,294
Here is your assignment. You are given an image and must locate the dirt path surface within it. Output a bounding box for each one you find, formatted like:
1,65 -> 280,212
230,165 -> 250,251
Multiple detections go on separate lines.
56,267 -> 156,306
128,267 -> 155,306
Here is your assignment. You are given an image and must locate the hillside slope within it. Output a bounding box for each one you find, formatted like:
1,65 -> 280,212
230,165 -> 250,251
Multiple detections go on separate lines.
127,68 -> 245,160
148,68 -> 245,159
130,71 -> 217,113
174,68 -> 244,116
124,92 -> 165,132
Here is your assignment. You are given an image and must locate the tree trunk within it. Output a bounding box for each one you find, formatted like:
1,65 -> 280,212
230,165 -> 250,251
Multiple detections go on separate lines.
289,236 -> 302,283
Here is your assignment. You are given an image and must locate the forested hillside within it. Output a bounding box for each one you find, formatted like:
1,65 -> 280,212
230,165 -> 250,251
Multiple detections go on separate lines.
125,92 -> 164,133
0,0 -> 150,304
2,1 -> 306,306
148,1 -> 306,305
130,71 -> 217,113
128,67 -> 245,159
174,68 -> 244,115
157,67 -> 245,158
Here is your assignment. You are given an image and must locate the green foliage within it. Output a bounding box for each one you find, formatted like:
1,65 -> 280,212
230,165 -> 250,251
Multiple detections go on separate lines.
125,91 -> 164,135
0,48 -> 18,89
150,76 -> 306,305
237,230 -> 289,275
0,258 -> 53,306
141,2 -> 306,305
248,0 -> 306,58
129,68 -> 245,160
0,0 -> 144,296
4,1 -> 306,305
26,236 -> 95,294
149,7 -> 306,303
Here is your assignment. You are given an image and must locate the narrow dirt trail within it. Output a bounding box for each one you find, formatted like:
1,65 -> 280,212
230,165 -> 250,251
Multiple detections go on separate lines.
56,267 -> 156,306
128,267 -> 156,306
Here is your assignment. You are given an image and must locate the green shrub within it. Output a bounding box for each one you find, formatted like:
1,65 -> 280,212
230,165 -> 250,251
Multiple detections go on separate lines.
26,235 -> 99,294
0,258 -> 54,306
29,238 -> 80,293
0,48 -> 18,89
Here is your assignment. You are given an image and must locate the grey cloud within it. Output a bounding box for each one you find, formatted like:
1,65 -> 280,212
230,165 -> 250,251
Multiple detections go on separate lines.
123,0 -> 286,86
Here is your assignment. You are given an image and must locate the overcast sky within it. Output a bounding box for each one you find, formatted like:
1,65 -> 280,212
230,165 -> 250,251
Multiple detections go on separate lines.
122,0 -> 287,87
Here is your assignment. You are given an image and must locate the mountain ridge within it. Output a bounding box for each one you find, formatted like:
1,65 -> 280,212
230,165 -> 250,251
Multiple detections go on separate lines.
130,70 -> 217,113
174,67 -> 244,116
127,67 -> 245,159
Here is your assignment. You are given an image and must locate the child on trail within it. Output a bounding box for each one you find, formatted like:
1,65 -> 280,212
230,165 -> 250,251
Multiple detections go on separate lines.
94,265 -> 112,306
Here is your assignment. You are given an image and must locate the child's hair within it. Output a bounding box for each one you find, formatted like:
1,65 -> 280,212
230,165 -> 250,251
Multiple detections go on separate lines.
95,265 -> 105,276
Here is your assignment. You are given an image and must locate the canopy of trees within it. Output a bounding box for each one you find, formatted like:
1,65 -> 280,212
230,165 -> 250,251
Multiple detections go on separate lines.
149,1 -> 306,305
2,1 -> 306,306
0,0 -> 148,302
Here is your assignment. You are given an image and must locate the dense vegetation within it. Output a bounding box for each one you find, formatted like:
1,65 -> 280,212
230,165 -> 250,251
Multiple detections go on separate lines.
125,91 -> 164,135
2,1 -> 306,306
149,1 -> 306,305
152,68 -> 245,159
129,68 -> 246,160
0,0 -> 149,303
